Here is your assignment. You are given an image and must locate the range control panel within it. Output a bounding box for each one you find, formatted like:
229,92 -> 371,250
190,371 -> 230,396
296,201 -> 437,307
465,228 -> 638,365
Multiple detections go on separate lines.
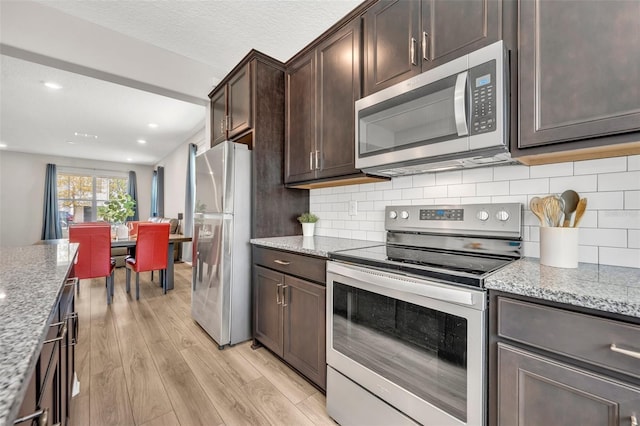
386,203 -> 522,237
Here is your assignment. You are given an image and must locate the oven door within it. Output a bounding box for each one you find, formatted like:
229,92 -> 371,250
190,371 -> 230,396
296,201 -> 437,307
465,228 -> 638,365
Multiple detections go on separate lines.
326,261 -> 487,426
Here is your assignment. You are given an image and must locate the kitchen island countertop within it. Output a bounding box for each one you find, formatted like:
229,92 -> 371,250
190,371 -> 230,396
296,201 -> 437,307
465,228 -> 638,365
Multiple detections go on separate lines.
485,258 -> 640,320
0,242 -> 78,426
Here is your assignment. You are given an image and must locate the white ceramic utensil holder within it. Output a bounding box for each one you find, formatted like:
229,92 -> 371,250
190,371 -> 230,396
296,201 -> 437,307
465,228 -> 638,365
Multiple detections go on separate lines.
302,222 -> 315,237
540,227 -> 579,268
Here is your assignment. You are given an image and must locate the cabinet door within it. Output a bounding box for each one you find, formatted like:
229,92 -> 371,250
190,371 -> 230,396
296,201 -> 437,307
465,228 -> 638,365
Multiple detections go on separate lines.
498,343 -> 640,426
363,0 -> 420,96
519,0 -> 640,148
422,0 -> 499,71
253,265 -> 284,357
283,275 -> 326,390
227,63 -> 252,139
210,87 -> 227,146
285,52 -> 317,183
316,19 -> 361,180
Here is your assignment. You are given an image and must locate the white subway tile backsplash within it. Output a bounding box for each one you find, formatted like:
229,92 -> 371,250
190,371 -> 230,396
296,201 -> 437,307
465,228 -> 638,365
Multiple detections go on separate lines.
574,157 -> 627,175
599,171 -> 640,191
579,228 -> 627,247
493,164 -> 529,181
530,162 -> 573,178
448,183 -> 476,197
626,191 -> 640,209
580,191 -> 624,210
309,155 -> 639,267
423,185 -> 448,198
477,181 -> 509,196
550,175 -> 597,193
599,247 -> 640,268
510,178 -> 548,195
393,176 -> 413,189
598,210 -> 640,229
462,168 -> 493,183
435,171 -> 462,185
412,173 -> 436,187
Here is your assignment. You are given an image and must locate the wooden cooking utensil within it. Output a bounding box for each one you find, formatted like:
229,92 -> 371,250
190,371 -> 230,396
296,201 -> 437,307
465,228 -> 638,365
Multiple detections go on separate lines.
529,197 -> 546,226
573,198 -> 588,227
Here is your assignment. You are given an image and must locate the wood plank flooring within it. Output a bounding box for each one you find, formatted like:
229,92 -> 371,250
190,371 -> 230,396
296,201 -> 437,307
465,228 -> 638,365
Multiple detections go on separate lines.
71,263 -> 334,426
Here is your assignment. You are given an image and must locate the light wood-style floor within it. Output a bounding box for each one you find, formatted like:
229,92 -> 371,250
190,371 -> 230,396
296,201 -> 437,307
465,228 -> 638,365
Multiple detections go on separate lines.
71,263 -> 335,426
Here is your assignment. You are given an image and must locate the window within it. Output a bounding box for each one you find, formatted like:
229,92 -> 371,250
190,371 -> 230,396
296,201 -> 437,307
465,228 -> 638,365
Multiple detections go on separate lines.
57,169 -> 128,235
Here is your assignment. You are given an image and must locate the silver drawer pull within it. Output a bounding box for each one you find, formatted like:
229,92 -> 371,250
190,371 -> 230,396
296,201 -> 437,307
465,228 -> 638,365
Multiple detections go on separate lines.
274,259 -> 291,266
64,277 -> 78,288
631,414 -> 638,426
13,408 -> 48,426
610,344 -> 640,360
44,321 -> 68,344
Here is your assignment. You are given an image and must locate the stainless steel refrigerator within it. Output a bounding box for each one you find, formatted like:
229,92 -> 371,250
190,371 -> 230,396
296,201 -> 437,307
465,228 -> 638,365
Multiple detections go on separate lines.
192,140 -> 251,348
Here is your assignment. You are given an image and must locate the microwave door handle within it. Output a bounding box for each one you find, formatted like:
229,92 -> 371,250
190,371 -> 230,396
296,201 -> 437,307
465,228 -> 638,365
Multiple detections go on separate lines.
454,71 -> 469,136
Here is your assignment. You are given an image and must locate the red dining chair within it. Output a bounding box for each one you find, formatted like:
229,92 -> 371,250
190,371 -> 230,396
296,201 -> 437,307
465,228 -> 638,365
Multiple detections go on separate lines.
125,222 -> 170,300
69,223 -> 116,304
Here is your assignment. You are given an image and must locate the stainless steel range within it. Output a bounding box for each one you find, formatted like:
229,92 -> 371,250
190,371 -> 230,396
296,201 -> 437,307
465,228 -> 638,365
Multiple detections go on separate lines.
326,203 -> 522,426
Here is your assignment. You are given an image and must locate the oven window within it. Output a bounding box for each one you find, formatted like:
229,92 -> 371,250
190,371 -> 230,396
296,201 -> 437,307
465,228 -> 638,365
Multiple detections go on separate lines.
333,281 -> 468,421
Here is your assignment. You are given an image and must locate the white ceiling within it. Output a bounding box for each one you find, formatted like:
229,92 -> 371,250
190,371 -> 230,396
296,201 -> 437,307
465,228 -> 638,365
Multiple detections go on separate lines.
0,0 -> 362,165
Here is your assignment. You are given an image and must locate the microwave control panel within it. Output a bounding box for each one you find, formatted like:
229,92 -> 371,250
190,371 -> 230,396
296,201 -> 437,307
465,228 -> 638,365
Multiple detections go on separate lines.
469,60 -> 496,135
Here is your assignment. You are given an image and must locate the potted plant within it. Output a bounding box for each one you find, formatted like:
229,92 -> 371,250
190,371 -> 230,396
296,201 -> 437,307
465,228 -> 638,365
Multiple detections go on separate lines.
297,212 -> 319,237
98,192 -> 136,239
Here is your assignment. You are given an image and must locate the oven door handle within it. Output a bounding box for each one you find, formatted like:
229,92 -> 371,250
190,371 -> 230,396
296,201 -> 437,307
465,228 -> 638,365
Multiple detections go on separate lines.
328,262 -> 479,307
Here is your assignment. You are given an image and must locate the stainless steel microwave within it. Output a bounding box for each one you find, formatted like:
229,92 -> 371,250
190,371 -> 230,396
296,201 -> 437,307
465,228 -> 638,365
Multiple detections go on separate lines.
355,41 -> 515,177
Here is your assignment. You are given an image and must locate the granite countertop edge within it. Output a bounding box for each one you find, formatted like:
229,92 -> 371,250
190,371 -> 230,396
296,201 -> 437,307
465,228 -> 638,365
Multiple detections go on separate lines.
250,235 -> 381,258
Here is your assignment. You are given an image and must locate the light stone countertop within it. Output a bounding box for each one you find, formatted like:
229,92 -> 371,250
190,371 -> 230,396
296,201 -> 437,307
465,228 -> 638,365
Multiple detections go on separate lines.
0,242 -> 78,426
250,235 -> 381,258
485,258 -> 640,319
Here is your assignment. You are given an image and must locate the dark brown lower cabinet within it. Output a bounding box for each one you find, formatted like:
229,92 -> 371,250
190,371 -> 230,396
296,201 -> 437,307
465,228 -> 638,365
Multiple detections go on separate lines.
498,344 -> 640,426
252,247 -> 327,390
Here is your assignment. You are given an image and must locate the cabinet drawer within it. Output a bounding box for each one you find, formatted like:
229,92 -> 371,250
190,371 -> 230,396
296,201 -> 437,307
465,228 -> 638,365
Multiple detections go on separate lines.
497,297 -> 640,380
253,246 -> 326,284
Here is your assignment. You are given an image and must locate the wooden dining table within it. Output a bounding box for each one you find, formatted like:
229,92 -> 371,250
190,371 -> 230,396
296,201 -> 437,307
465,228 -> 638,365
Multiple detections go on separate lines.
111,233 -> 192,291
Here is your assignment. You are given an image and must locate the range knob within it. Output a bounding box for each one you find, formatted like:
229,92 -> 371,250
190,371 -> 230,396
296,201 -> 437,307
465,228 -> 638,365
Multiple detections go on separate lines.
400,211 -> 410,220
388,210 -> 398,219
496,210 -> 510,221
476,210 -> 490,221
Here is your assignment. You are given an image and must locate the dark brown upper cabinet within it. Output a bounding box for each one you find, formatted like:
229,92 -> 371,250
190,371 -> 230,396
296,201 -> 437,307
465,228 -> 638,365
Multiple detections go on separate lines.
363,0 -> 500,96
209,63 -> 252,146
516,0 -> 640,157
285,19 -> 362,184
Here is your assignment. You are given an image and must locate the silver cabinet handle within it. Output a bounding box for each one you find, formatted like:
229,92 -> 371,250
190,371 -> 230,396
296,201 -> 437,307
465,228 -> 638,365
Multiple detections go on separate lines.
64,277 -> 78,289
276,283 -> 282,305
410,37 -> 417,66
220,118 -> 225,134
282,285 -> 289,307
44,321 -> 67,344
610,344 -> 640,360
631,415 -> 638,426
226,115 -> 232,131
315,150 -> 320,170
274,259 -> 291,266
453,71 -> 469,136
422,32 -> 429,61
309,151 -> 314,171
13,408 -> 47,425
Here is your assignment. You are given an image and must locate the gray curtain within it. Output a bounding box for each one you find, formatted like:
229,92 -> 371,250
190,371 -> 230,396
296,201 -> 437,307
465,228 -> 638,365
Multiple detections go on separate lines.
127,170 -> 139,221
183,144 -> 197,262
157,166 -> 165,217
41,163 -> 62,240
151,170 -> 158,217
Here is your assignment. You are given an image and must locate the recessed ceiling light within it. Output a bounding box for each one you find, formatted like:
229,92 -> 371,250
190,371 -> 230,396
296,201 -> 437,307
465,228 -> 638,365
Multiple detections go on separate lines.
148,123 -> 158,129
74,132 -> 98,139
127,158 -> 133,162
137,139 -> 147,144
44,81 -> 63,90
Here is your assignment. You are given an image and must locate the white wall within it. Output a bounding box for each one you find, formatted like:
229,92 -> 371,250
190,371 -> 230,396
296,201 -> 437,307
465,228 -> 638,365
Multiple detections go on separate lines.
310,155 -> 640,268
0,150 -> 153,247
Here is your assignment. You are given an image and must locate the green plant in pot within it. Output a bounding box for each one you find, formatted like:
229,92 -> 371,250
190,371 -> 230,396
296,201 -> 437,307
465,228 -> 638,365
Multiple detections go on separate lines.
297,212 -> 319,237
98,192 -> 136,239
